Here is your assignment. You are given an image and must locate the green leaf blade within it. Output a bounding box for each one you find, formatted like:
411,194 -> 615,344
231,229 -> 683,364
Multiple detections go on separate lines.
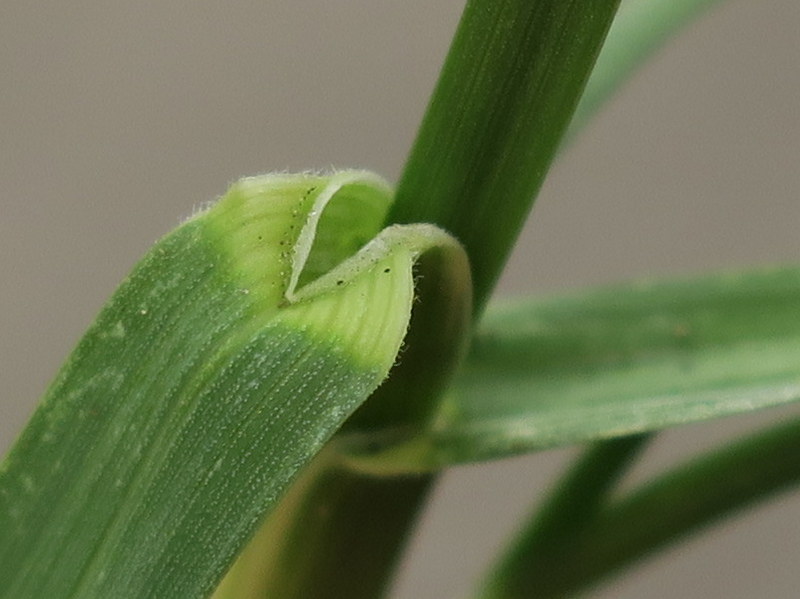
0,172 -> 468,598
342,266 -> 800,471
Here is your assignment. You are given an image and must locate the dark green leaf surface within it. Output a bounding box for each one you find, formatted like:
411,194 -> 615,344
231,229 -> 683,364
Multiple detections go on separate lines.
342,266 -> 800,472
0,172 -> 468,599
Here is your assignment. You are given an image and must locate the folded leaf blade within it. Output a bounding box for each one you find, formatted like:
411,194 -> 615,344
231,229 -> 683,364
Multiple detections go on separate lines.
0,172 -> 468,598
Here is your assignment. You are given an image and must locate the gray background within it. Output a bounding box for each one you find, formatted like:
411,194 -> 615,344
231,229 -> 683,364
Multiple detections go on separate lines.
1,1 -> 799,597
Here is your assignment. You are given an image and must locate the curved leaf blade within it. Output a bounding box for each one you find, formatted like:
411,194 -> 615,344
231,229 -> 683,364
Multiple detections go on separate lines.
0,172 -> 469,598
342,265 -> 800,471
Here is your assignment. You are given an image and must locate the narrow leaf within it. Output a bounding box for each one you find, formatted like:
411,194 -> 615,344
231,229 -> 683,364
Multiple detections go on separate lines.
0,171 -> 469,598
342,266 -> 800,472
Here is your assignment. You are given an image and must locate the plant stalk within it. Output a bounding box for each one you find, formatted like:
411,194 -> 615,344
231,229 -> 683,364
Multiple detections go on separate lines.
477,434 -> 650,599
481,418 -> 800,598
389,0 -> 622,314
214,1 -> 623,597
